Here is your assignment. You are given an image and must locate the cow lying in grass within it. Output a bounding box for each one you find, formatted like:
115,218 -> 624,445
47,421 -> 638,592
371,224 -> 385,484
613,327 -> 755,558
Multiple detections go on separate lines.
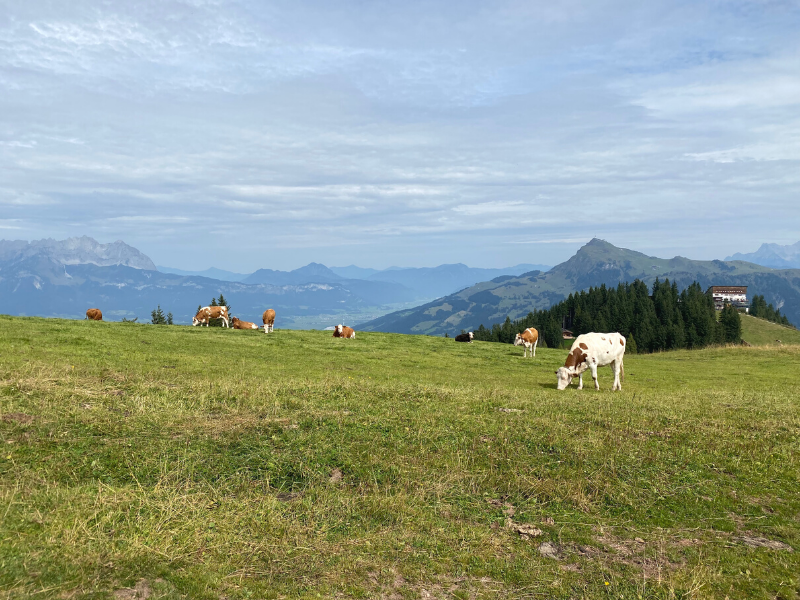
556,332 -> 626,391
333,325 -> 355,338
193,306 -> 229,328
455,332 -> 473,343
85,308 -> 102,321
231,317 -> 258,330
514,327 -> 538,357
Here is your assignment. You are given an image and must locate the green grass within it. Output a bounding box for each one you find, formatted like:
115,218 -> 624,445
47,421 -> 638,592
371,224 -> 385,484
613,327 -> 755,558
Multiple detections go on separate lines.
1,316 -> 799,599
741,314 -> 800,346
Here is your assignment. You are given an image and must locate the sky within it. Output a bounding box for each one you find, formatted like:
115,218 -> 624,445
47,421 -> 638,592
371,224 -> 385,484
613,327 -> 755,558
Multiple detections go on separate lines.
1,0 -> 799,271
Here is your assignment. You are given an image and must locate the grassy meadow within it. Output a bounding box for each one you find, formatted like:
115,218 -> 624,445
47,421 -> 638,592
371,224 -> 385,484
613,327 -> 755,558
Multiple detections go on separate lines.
1,315 -> 799,599
741,314 -> 800,347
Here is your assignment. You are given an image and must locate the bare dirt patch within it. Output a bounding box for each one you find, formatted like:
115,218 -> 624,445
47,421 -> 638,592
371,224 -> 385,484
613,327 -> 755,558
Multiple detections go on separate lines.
113,579 -> 151,600
329,468 -> 343,484
735,535 -> 793,551
2,412 -> 34,424
539,542 -> 560,559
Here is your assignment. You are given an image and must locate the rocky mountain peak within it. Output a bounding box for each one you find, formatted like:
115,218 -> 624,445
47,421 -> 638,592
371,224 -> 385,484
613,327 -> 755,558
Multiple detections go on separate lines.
0,236 -> 156,270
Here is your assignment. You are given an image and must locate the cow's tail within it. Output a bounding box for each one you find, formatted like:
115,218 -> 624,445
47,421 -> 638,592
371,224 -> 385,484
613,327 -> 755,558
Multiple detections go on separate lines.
620,359 -> 624,382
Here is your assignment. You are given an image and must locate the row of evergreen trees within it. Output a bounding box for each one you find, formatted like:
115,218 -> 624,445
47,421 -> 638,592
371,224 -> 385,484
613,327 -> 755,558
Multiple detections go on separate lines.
748,295 -> 792,327
473,279 -> 744,353
150,305 -> 173,325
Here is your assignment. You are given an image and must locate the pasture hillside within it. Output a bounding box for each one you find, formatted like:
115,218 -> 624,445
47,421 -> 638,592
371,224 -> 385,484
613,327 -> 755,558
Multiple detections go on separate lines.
741,314 -> 800,346
1,317 -> 799,599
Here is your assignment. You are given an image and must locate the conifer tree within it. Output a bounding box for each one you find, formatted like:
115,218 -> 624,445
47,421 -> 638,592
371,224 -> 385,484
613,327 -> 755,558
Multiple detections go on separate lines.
720,303 -> 742,343
151,305 -> 167,325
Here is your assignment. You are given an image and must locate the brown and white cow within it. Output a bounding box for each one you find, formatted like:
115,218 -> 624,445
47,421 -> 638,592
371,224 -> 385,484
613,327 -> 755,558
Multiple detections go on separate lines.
193,305 -> 229,328
85,308 -> 103,321
262,309 -> 276,333
556,332 -> 626,391
513,327 -> 539,357
333,324 -> 355,338
231,317 -> 258,330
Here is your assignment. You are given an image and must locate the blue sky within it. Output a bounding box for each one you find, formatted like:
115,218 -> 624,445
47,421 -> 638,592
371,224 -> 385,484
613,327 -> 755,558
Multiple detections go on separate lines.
1,0 -> 799,270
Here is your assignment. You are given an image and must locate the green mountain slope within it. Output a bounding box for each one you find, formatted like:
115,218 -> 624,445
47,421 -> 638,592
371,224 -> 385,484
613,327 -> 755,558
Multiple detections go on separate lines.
359,239 -> 800,336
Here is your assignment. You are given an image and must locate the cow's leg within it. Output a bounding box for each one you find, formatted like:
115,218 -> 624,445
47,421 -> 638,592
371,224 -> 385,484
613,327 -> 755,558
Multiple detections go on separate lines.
533,340 -> 537,357
577,373 -> 583,390
611,361 -> 619,390
591,364 -> 600,390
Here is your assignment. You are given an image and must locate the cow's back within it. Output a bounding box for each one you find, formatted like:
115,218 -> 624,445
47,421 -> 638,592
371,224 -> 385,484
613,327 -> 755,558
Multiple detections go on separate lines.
571,332 -> 625,367
263,309 -> 276,325
522,328 -> 538,344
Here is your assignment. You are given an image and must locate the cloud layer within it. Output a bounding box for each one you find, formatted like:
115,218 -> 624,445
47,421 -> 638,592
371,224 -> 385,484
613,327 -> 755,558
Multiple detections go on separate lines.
1,0 -> 799,269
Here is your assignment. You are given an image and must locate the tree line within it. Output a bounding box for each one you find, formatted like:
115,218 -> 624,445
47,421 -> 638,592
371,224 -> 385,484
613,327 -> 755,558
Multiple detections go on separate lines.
473,279 -> 748,353
748,295 -> 793,327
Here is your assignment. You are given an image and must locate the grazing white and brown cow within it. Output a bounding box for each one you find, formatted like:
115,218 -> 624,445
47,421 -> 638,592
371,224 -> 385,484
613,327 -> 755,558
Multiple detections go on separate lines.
231,317 -> 258,330
86,308 -> 103,321
455,332 -> 474,343
192,305 -> 229,328
262,309 -> 276,333
556,332 -> 626,391
514,327 -> 539,357
333,324 -> 355,338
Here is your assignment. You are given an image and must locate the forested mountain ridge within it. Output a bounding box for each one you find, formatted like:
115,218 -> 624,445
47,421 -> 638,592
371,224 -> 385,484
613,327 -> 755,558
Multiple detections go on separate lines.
358,239 -> 800,336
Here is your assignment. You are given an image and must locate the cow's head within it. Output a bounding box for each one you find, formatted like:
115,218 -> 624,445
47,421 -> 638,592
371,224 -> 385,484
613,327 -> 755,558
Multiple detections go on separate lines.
555,367 -> 574,390
513,333 -> 524,346
335,324 -> 342,334
232,317 -> 240,324
468,332 -> 474,340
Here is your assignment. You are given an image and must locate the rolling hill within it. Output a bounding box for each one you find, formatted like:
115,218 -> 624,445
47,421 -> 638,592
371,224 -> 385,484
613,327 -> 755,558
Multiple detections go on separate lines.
359,239 -> 800,336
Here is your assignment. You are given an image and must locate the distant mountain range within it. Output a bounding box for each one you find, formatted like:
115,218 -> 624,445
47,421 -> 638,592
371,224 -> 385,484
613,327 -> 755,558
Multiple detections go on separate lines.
726,242 -> 800,269
158,262 -> 549,298
0,236 -> 547,327
7,235 -> 797,331
359,239 -> 800,335
355,263 -> 548,299
156,266 -> 250,282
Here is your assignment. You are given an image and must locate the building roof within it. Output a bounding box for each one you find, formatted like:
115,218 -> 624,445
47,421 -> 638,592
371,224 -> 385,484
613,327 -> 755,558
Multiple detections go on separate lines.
707,286 -> 748,294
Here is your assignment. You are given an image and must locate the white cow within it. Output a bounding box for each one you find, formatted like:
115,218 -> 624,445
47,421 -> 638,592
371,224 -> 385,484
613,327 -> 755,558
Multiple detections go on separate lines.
556,332 -> 626,391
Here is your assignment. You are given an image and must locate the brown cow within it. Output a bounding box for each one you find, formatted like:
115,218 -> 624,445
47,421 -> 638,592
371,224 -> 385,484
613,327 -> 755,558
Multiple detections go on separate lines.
86,308 -> 102,321
513,327 -> 539,358
231,317 -> 258,330
262,309 -> 276,333
193,305 -> 229,328
333,324 -> 355,338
